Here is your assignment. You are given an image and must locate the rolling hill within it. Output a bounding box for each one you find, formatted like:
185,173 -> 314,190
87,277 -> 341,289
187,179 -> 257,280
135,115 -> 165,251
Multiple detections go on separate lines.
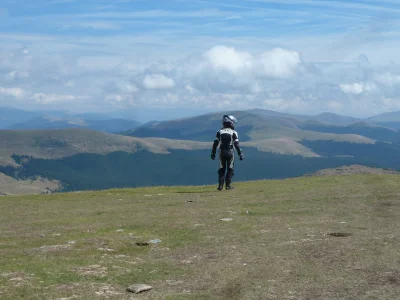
0,129 -> 210,166
9,116 -> 140,133
366,111 -> 400,123
3,108 -> 400,194
1,127 -> 400,193
297,121 -> 400,142
365,111 -> 400,130
0,128 -> 322,167
0,107 -> 42,129
249,109 -> 360,126
125,111 -> 374,144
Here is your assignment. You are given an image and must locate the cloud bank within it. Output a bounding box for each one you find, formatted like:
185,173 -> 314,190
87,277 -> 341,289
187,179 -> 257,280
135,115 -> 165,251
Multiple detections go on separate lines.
1,44 -> 400,118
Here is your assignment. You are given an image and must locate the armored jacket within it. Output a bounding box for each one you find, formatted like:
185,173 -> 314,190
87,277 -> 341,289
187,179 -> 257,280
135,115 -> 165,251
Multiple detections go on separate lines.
212,127 -> 242,155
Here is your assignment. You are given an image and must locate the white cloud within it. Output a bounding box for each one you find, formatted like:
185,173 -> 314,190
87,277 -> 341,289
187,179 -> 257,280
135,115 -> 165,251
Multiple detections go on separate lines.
327,101 -> 342,111
116,82 -> 138,93
76,56 -> 121,71
257,48 -> 301,78
381,97 -> 400,111
185,84 -> 195,94
191,46 -> 302,94
203,46 -> 253,74
263,95 -> 308,111
66,22 -> 121,30
374,73 -> 400,87
5,71 -> 30,81
339,82 -> 376,95
31,93 -> 89,104
104,94 -> 132,104
2,43 -> 400,118
339,83 -> 364,95
64,80 -> 75,87
143,74 -> 175,89
0,87 -> 26,98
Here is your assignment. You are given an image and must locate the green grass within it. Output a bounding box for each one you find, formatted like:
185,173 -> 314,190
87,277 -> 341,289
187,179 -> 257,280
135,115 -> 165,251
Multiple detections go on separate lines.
1,175 -> 400,299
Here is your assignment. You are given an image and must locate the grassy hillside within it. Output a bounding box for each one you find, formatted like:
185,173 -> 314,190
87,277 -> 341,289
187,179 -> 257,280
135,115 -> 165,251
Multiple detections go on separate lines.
0,129 -> 211,166
0,173 -> 60,196
1,128 -> 398,194
0,129 -> 319,169
1,175 -> 399,299
125,111 -> 374,144
9,116 -> 140,133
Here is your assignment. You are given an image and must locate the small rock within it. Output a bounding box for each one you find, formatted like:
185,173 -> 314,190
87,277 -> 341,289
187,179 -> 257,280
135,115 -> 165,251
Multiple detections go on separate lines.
157,194 -> 164,196
68,241 -> 76,244
148,239 -> 161,244
220,218 -> 233,222
116,229 -> 124,232
181,260 -> 192,264
144,195 -> 152,197
126,284 -> 152,294
97,248 -> 116,252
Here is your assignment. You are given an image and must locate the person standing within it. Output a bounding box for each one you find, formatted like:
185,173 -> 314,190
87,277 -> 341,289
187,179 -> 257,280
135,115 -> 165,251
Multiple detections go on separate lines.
211,115 -> 244,190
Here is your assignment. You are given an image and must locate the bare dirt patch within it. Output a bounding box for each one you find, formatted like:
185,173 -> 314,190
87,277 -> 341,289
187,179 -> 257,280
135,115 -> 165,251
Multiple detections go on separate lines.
33,243 -> 72,253
74,265 -> 107,277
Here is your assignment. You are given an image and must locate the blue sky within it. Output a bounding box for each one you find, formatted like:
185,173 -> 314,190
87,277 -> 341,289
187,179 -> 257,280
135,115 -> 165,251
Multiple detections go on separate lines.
1,0 -> 400,120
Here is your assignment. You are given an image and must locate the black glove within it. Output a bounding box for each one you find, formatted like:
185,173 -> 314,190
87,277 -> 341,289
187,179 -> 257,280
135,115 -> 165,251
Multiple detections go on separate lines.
211,152 -> 216,160
239,153 -> 244,160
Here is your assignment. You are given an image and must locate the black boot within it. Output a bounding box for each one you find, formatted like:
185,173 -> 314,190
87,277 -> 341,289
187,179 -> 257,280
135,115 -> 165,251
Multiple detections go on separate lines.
225,178 -> 234,190
217,177 -> 224,191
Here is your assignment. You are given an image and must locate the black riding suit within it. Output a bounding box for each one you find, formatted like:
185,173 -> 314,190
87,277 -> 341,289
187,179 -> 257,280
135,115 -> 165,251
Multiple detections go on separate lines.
211,126 -> 243,187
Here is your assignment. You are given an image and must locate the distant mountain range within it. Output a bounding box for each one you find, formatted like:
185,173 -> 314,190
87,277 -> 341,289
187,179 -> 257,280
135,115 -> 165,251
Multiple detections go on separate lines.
3,107 -> 400,194
247,110 -> 360,126
0,107 -> 140,133
124,110 -> 379,144
3,106 -> 400,132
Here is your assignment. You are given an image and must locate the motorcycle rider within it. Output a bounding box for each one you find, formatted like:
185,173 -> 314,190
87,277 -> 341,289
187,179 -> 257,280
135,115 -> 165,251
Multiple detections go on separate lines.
211,115 -> 244,190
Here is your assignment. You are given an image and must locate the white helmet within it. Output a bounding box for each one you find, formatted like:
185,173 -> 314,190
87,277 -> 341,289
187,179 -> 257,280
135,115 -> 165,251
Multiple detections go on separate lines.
222,115 -> 237,129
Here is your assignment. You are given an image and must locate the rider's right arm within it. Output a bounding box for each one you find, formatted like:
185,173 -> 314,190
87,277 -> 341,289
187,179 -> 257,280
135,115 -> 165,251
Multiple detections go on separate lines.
212,130 -> 220,154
